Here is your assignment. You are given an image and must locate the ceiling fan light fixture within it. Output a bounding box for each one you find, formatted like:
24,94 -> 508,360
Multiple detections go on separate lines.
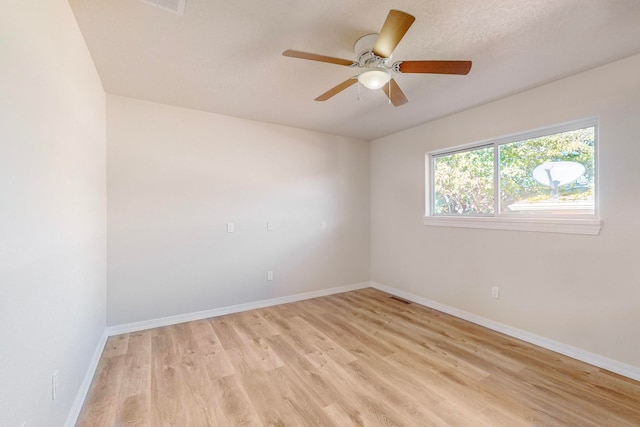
358,69 -> 390,90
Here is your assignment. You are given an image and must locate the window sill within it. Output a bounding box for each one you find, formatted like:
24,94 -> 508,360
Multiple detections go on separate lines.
423,216 -> 602,235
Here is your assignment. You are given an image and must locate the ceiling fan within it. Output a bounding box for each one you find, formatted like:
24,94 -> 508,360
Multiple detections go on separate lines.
282,9 -> 472,106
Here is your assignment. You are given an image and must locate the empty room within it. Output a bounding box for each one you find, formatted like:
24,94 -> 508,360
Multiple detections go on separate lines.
2,0 -> 640,426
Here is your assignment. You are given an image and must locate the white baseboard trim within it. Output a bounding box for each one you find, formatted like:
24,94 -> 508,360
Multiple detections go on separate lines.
371,281 -> 640,382
107,282 -> 371,336
65,330 -> 108,427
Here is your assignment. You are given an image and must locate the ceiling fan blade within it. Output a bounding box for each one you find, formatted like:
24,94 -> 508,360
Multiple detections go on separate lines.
315,78 -> 358,101
282,49 -> 356,67
396,60 -> 472,75
373,10 -> 416,58
382,79 -> 408,106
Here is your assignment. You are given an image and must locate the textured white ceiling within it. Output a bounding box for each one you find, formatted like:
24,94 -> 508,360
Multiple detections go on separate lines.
69,0 -> 640,140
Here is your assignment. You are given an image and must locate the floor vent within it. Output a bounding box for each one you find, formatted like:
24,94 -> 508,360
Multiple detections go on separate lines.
138,0 -> 185,15
389,296 -> 412,304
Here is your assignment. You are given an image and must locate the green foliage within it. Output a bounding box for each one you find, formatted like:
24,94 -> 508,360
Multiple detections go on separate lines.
433,127 -> 595,215
434,146 -> 494,214
499,128 -> 595,210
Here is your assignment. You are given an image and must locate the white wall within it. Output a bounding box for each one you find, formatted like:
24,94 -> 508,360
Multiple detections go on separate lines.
107,95 -> 370,326
0,1 -> 107,427
371,54 -> 640,369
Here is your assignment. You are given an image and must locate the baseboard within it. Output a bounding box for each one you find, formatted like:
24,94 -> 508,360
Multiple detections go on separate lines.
371,281 -> 640,382
64,330 -> 108,427
107,282 -> 371,336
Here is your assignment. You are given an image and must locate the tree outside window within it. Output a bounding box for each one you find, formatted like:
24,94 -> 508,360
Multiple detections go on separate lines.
432,123 -> 596,217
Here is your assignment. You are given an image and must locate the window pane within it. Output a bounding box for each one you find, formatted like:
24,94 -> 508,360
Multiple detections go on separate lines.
499,126 -> 595,215
433,146 -> 494,215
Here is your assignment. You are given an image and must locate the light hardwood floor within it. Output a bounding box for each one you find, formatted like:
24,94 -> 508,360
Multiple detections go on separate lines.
77,288 -> 640,426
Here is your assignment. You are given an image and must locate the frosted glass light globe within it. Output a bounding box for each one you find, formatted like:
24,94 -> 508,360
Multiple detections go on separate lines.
358,70 -> 390,90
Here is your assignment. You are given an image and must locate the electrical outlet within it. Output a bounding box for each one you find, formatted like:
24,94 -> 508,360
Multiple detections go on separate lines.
52,370 -> 59,401
227,222 -> 234,233
267,271 -> 274,281
321,220 -> 327,230
267,222 -> 274,231
491,286 -> 500,299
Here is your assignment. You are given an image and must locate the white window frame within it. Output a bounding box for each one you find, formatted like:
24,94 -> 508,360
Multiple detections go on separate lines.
424,118 -> 602,235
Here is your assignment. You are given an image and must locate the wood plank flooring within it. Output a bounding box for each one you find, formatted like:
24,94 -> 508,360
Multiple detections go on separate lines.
77,288 -> 640,426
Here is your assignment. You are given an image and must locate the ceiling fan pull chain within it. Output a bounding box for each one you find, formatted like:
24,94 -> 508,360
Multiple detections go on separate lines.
388,79 -> 391,105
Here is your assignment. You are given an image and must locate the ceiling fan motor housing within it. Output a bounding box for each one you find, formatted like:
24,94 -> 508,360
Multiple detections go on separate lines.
354,34 -> 392,68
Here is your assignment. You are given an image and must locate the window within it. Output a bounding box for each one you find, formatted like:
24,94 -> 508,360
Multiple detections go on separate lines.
426,119 -> 600,235
433,145 -> 495,215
